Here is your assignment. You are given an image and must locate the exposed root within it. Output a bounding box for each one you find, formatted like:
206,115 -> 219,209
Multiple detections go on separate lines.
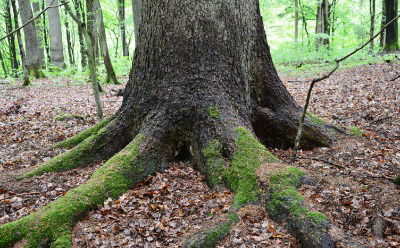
0,134 -> 161,248
259,164 -> 335,248
55,117 -> 112,149
252,106 -> 333,148
19,119 -> 117,179
183,214 -> 239,248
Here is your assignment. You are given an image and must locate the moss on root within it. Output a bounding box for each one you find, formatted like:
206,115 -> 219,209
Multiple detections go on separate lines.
55,117 -> 112,149
306,112 -> 325,126
266,166 -> 333,247
223,127 -> 280,207
0,135 -> 151,248
206,107 -> 220,119
184,214 -> 239,248
20,121 -> 114,179
346,125 -> 362,138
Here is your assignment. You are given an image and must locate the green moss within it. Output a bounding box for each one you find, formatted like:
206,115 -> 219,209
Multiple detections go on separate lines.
306,211 -> 328,224
306,112 -> 325,125
1,135 -> 147,248
188,214 -> 239,248
347,125 -> 362,138
206,107 -> 220,119
56,117 -> 111,149
203,140 -> 225,185
55,113 -> 84,121
223,127 -> 280,207
394,174 -> 400,186
383,42 -> 400,51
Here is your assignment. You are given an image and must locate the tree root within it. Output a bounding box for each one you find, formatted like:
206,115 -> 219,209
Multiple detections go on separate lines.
19,118 -> 116,180
183,214 -> 239,248
0,134 -> 161,248
55,117 -> 112,149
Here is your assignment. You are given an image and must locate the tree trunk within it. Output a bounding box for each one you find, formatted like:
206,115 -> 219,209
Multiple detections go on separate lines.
4,0 -> 19,76
315,0 -> 330,48
31,1 -> 46,66
118,0 -> 129,56
95,0 -> 119,84
46,0 -> 65,67
370,0 -> 376,51
17,0 -> 43,77
42,0 -> 51,64
0,50 -> 7,77
295,0 -> 299,43
64,10 -> 75,65
11,0 -> 30,85
383,0 -> 399,50
381,0 -> 387,47
73,0 -> 87,70
132,0 -> 141,46
0,1 -> 336,247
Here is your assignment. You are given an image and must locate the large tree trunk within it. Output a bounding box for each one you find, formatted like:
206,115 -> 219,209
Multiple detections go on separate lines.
0,1 -> 336,247
17,0 -> 43,77
46,0 -> 65,67
383,0 -> 399,50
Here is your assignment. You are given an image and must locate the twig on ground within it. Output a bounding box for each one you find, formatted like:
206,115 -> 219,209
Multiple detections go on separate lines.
291,14 -> 400,163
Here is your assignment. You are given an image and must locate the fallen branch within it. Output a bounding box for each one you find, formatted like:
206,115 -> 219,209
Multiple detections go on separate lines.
291,14 -> 400,163
0,0 -> 67,42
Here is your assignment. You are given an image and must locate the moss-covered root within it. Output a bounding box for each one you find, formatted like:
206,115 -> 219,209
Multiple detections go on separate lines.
183,214 -> 239,248
264,165 -> 335,248
55,117 -> 112,149
0,135 -> 159,248
20,120 -> 114,179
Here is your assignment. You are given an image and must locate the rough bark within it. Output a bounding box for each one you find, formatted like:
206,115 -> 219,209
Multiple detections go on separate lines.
0,0 -> 335,247
383,0 -> 399,50
46,0 -> 65,67
132,0 -> 141,46
17,0 -> 43,77
381,0 -> 386,47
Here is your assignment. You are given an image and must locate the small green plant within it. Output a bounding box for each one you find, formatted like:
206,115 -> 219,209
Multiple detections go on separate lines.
206,107 -> 220,119
347,125 -> 362,137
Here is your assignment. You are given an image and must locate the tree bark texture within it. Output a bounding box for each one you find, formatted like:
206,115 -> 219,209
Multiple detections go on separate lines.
383,0 -> 399,50
370,0 -> 376,51
132,0 -> 141,46
46,0 -> 65,67
17,0 -> 43,77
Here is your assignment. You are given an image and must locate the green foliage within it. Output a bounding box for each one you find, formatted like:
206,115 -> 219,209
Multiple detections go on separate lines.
306,112 -> 325,125
206,107 -> 220,119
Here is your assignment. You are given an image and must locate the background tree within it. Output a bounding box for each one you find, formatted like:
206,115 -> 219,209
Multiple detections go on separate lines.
4,0 -> 19,75
383,0 -> 399,50
17,0 -> 44,77
118,0 -> 128,56
315,0 -> 330,47
31,0 -> 46,66
46,0 -> 65,67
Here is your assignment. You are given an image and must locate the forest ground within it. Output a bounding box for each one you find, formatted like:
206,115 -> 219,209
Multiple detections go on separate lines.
0,62 -> 399,248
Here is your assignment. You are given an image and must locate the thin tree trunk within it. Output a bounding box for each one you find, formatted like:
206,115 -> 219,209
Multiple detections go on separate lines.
0,50 -> 8,77
118,0 -> 129,56
381,0 -> 387,47
370,0 -> 376,51
42,0 -> 50,63
132,0 -> 141,47
31,1 -> 45,65
17,0 -> 43,77
295,0 -> 299,43
95,0 -> 119,84
383,0 -> 399,50
4,0 -> 19,76
315,0 -> 330,48
46,0 -> 65,67
11,0 -> 30,85
73,0 -> 87,70
64,10 -> 75,65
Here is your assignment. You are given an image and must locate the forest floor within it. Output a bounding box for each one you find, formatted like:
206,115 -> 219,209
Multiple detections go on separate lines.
0,62 -> 399,248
